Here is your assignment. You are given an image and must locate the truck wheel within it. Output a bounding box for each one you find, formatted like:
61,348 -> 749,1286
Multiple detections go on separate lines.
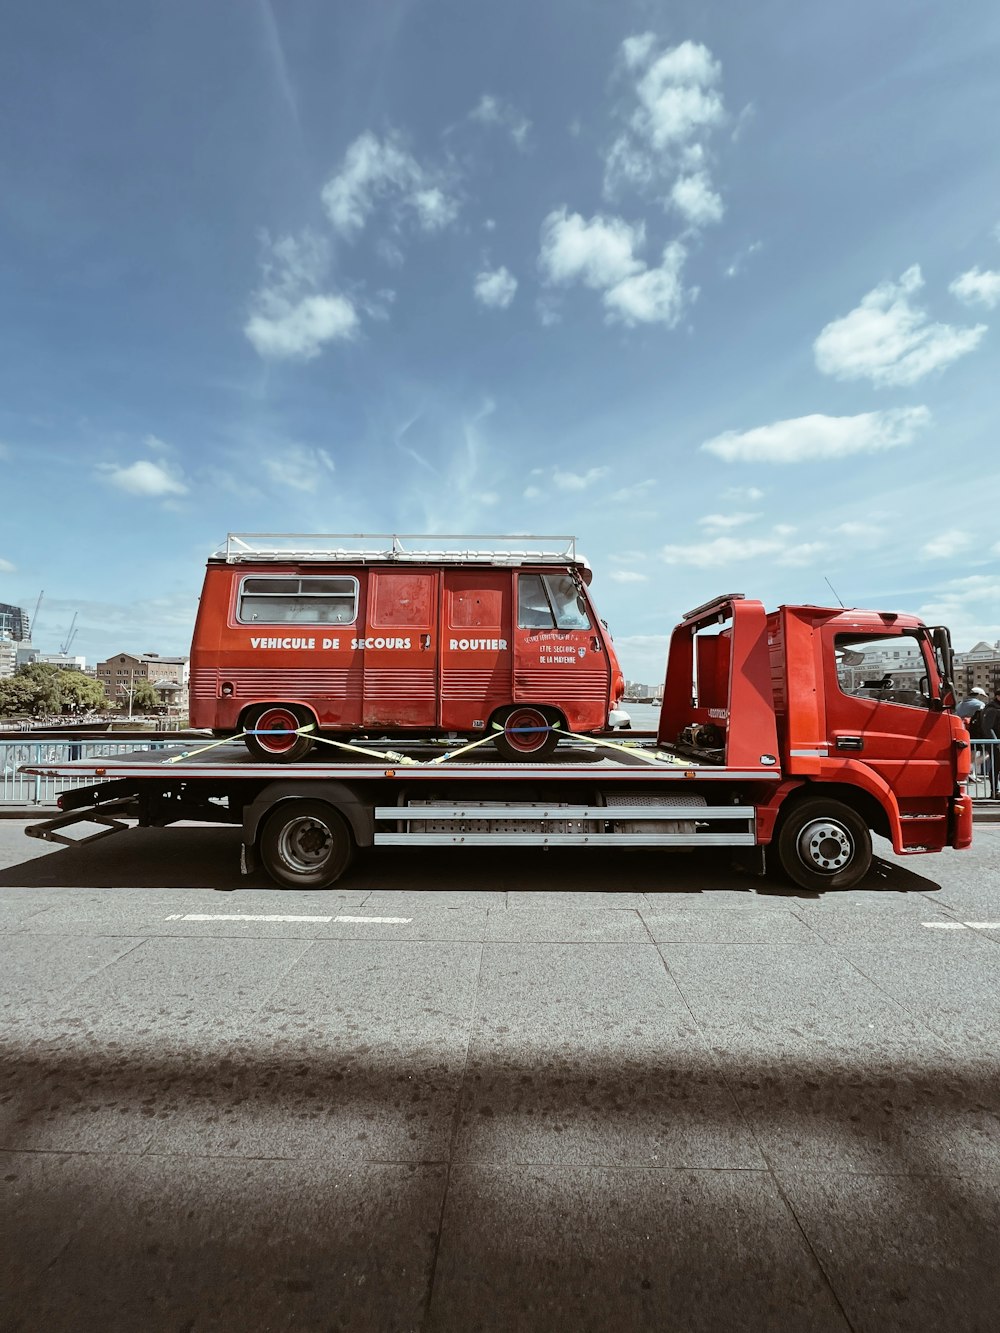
244,704 -> 315,762
776,798 -> 872,891
493,706 -> 559,761
259,800 -> 354,888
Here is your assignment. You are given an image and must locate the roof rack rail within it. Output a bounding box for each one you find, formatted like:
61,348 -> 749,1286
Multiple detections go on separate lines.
213,533 -> 582,566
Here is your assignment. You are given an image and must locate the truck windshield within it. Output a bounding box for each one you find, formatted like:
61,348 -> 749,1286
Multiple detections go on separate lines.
834,631 -> 934,709
518,574 -> 591,630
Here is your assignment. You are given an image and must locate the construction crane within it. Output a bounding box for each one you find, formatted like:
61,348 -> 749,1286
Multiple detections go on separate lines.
60,613 -> 79,655
31,590 -> 43,641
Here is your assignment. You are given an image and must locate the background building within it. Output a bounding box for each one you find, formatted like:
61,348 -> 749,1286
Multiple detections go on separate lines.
95,652 -> 189,713
955,642 -> 1000,696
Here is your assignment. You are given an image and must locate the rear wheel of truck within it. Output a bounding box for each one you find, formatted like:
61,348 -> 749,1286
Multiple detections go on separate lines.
244,704 -> 315,763
259,800 -> 354,888
776,798 -> 872,891
493,706 -> 559,761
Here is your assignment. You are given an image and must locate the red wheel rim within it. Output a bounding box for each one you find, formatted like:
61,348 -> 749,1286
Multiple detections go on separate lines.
503,708 -> 550,754
252,707 -> 300,755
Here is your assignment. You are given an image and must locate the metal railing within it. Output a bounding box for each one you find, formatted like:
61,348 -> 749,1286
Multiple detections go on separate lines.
0,738 -> 169,806
969,740 -> 999,801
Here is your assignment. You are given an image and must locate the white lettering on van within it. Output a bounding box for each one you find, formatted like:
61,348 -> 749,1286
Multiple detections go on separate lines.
350,637 -> 412,650
249,636 -> 317,650
448,638 -> 508,651
321,638 -> 341,649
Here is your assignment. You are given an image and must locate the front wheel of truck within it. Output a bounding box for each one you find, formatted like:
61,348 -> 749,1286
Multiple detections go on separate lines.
776,798 -> 873,891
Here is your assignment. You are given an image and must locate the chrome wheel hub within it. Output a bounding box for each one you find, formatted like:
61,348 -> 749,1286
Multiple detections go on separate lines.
797,819 -> 852,873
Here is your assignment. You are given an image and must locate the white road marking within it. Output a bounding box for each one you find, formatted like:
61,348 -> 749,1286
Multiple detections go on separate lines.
922,922 -> 967,929
165,913 -> 333,923
335,915 -> 412,924
964,922 -> 1000,930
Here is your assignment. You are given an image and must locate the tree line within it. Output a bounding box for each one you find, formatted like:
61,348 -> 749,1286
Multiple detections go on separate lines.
0,662 -> 161,718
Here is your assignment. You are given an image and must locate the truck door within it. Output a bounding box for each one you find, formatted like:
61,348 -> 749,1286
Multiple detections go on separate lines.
513,571 -> 611,731
823,627 -> 955,798
440,572 -> 513,731
361,570 -> 438,728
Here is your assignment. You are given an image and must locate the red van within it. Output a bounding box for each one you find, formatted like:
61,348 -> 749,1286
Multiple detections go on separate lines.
189,534 -> 628,761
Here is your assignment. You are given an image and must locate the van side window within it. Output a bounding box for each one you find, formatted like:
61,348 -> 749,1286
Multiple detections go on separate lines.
238,576 -> 358,625
518,575 -> 555,629
543,575 -> 591,631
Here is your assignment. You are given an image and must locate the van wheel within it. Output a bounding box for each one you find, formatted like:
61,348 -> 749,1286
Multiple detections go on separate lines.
776,798 -> 872,891
259,800 -> 354,888
493,706 -> 559,761
244,704 -> 315,762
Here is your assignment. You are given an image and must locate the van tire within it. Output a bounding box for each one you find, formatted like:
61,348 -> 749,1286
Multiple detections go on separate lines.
776,798 -> 872,891
493,706 -> 559,761
244,704 -> 315,763
259,800 -> 354,888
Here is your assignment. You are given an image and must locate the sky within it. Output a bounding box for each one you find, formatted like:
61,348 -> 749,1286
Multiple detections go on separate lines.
1,0 -> 998,685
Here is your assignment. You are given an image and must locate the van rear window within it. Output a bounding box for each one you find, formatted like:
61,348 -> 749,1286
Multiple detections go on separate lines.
238,575 -> 358,625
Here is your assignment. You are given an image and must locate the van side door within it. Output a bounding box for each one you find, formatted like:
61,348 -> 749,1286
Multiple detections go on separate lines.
440,572 -> 513,732
513,571 -> 612,732
361,571 -> 438,728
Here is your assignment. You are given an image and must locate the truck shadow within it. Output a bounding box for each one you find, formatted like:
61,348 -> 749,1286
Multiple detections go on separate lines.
0,825 -> 942,897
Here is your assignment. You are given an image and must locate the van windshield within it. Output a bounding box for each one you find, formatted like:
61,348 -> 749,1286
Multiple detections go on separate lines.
517,573 -> 591,631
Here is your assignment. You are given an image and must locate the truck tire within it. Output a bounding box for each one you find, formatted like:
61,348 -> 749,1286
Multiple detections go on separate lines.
259,800 -> 354,888
493,706 -> 559,761
244,704 -> 315,763
776,798 -> 872,891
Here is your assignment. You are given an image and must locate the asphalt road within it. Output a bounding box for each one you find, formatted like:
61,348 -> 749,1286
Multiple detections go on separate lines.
2,819 -> 1000,1332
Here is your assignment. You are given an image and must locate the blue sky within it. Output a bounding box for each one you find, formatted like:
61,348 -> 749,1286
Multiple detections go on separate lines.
1,0 -> 998,684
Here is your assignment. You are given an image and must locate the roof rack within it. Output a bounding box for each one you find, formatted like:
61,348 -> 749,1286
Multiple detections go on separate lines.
213,533 -> 583,567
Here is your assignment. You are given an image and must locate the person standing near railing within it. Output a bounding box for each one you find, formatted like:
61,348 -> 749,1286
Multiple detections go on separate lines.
982,688 -> 1000,800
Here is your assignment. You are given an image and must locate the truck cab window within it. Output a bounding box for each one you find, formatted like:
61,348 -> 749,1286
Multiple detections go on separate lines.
834,632 -> 932,709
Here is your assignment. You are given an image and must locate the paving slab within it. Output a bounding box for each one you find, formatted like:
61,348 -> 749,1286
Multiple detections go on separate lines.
451,942 -> 763,1168
485,906 -> 648,943
777,1168 -> 1000,1333
641,908 -> 818,943
2,1151 -> 446,1333
428,1164 -> 849,1332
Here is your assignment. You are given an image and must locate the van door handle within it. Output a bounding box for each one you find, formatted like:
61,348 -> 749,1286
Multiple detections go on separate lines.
836,736 -> 864,751
591,636 -> 600,652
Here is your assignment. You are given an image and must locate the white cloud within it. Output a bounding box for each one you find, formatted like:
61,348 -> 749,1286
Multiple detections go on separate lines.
0,557 -> 15,573
610,569 -> 649,583
523,485 -> 542,500
603,242 -> 688,327
660,534 -> 827,568
245,231 -> 360,361
949,266 -> 1000,309
246,294 -> 359,360
921,530 -> 974,560
539,209 -> 644,289
701,406 -> 931,463
552,466 -> 611,491
470,94 -> 531,149
814,265 -> 987,387
262,445 -> 336,493
321,131 -> 459,240
610,478 -> 656,502
699,512 -> 758,531
539,210 -> 691,328
604,36 -> 726,229
723,485 -> 764,501
918,574 -> 1000,652
98,459 -> 188,498
670,172 -> 723,225
474,265 -> 518,309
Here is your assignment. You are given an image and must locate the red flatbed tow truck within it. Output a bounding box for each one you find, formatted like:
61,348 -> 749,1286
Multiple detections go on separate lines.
20,595 -> 972,892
